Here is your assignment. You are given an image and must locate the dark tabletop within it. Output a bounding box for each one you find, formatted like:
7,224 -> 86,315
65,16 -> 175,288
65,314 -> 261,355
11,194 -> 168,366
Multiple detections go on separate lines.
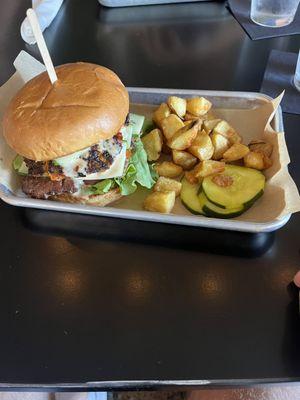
1,0 -> 300,392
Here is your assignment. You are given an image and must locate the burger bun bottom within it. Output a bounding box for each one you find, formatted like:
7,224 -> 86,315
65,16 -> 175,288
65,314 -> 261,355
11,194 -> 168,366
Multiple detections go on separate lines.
51,188 -> 122,207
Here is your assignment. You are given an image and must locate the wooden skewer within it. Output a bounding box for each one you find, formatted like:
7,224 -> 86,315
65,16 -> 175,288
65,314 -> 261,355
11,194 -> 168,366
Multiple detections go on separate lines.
26,8 -> 58,84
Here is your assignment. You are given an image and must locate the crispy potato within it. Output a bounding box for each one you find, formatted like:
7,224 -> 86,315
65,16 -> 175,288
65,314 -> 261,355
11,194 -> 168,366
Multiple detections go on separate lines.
185,160 -> 225,183
262,154 -> 273,169
244,150 -> 272,170
185,169 -> 201,185
228,132 -> 241,144
213,120 -> 233,136
167,120 -> 201,150
230,133 -> 242,144
161,114 -> 184,141
184,112 -> 200,121
249,140 -> 273,157
143,191 -> 176,214
188,131 -> 214,161
155,161 -> 183,178
203,119 -> 221,134
153,103 -> 171,128
244,151 -> 264,170
186,97 -> 212,117
222,143 -> 250,162
211,132 -> 230,160
141,129 -> 163,161
183,119 -> 195,126
196,160 -> 225,178
167,96 -> 186,118
213,120 -> 242,144
154,177 -> 182,197
172,150 -> 197,170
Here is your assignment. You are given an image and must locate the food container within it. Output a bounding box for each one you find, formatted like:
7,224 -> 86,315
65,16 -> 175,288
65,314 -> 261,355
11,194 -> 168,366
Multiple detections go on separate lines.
0,84 -> 293,233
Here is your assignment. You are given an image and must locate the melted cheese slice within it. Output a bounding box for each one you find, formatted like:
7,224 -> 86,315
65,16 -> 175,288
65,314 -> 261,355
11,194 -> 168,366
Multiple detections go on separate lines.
55,124 -> 133,180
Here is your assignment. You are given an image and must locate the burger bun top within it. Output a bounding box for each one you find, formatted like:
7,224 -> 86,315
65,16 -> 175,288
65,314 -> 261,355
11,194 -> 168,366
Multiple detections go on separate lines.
3,62 -> 129,161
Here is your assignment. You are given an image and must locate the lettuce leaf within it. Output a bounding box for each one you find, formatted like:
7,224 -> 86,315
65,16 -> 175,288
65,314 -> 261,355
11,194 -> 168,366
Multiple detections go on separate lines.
115,137 -> 156,195
12,155 -> 24,171
12,155 -> 29,176
83,179 -> 114,196
114,164 -> 138,195
141,118 -> 155,136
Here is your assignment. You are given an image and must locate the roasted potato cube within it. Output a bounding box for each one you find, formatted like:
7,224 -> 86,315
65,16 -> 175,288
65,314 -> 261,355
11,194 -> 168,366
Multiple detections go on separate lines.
184,118 -> 202,130
153,103 -> 171,128
186,97 -> 212,117
161,114 -> 184,141
196,160 -> 225,178
167,120 -> 201,150
141,128 -> 163,161
213,120 -> 242,144
244,151 -> 264,170
244,150 -> 272,170
185,160 -> 225,183
154,177 -> 182,197
183,119 -> 194,126
222,143 -> 250,162
213,120 -> 233,136
249,140 -> 273,157
211,132 -> 230,160
167,96 -> 186,118
185,169 -> 201,185
184,112 -> 200,121
262,154 -> 273,169
172,150 -> 197,170
155,161 -> 183,178
230,132 -> 243,144
188,131 -> 214,161
203,119 -> 221,134
143,191 -> 175,214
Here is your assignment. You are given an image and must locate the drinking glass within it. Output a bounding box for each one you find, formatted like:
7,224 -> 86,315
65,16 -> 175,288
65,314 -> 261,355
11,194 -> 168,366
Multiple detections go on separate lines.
250,0 -> 300,28
294,50 -> 300,92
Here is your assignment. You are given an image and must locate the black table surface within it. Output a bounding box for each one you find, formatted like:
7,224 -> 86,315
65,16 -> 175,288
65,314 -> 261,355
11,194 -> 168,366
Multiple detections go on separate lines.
1,0 -> 300,392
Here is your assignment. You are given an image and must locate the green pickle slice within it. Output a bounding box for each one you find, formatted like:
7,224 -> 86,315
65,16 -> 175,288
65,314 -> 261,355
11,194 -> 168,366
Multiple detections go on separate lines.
202,165 -> 265,209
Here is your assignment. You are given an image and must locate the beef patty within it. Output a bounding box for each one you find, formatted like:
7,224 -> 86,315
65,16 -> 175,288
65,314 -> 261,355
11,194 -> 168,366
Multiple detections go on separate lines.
22,176 -> 76,199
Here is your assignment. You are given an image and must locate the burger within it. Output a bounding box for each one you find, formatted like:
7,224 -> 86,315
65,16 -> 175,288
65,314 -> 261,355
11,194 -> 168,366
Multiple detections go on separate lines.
3,62 -> 155,206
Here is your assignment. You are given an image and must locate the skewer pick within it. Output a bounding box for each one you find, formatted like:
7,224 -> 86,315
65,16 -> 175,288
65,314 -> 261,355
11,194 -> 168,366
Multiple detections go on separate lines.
26,8 -> 58,84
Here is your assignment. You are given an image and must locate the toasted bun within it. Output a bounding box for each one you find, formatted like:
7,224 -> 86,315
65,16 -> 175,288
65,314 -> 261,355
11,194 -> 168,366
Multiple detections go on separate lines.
3,63 -> 129,161
51,188 -> 122,207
